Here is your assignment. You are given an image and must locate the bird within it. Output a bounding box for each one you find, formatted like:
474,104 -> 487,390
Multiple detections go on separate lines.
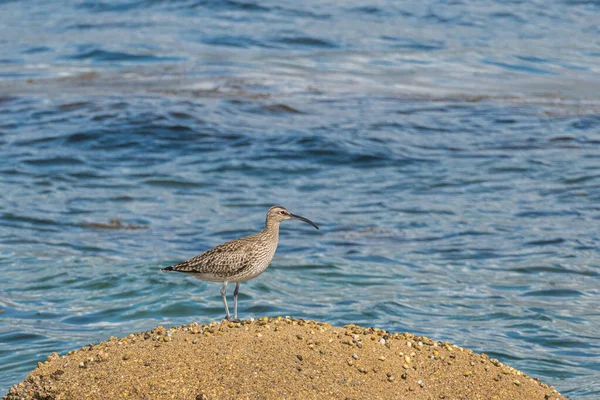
161,205 -> 319,322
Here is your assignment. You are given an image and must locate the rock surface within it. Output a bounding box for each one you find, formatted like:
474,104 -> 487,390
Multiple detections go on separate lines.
4,317 -> 566,400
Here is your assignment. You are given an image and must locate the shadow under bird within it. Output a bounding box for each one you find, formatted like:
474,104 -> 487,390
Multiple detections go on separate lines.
161,206 -> 319,322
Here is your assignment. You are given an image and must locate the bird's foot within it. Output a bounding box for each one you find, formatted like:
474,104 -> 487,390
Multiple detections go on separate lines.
226,316 -> 241,323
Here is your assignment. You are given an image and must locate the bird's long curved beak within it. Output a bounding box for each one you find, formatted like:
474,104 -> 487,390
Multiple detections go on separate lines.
290,213 -> 319,229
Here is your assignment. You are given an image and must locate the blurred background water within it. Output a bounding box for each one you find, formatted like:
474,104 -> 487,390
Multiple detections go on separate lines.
1,0 -> 600,397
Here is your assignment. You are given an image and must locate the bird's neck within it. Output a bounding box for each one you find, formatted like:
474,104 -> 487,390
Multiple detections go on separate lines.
262,219 -> 280,239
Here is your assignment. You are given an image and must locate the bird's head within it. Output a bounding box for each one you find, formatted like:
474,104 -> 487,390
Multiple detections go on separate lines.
267,206 -> 319,229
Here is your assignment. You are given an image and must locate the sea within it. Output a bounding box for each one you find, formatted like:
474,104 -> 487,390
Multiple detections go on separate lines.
1,0 -> 599,397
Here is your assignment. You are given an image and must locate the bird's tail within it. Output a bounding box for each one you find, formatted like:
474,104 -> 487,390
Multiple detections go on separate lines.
162,259 -> 196,272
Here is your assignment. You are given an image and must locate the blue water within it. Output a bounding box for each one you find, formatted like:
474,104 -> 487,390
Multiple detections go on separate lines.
1,0 -> 600,398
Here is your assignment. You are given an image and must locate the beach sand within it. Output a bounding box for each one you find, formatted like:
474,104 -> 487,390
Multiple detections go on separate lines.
4,317 -> 565,400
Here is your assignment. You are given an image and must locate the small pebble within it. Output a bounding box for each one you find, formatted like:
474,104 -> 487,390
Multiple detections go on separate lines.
352,354 -> 359,360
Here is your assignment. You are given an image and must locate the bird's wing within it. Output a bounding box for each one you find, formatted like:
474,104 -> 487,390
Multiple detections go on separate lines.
168,239 -> 254,276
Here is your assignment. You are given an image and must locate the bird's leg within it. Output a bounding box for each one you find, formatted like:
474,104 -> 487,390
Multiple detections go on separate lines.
221,282 -> 231,321
232,282 -> 241,322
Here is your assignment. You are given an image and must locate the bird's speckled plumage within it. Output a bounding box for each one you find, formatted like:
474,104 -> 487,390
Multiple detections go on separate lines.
166,224 -> 280,283
161,205 -> 319,321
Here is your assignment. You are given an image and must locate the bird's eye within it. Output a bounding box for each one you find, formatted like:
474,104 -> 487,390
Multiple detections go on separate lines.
280,210 -> 286,215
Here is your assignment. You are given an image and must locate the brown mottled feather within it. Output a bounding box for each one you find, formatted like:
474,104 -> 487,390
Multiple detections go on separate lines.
164,230 -> 279,282
162,206 -> 317,284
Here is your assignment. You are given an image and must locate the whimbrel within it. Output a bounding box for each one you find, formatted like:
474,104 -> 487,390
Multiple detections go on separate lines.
161,206 -> 318,321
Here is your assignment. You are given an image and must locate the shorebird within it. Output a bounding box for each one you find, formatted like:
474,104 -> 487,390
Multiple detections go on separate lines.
161,206 -> 318,322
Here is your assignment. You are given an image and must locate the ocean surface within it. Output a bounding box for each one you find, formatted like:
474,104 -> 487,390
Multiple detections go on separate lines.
1,0 -> 600,397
